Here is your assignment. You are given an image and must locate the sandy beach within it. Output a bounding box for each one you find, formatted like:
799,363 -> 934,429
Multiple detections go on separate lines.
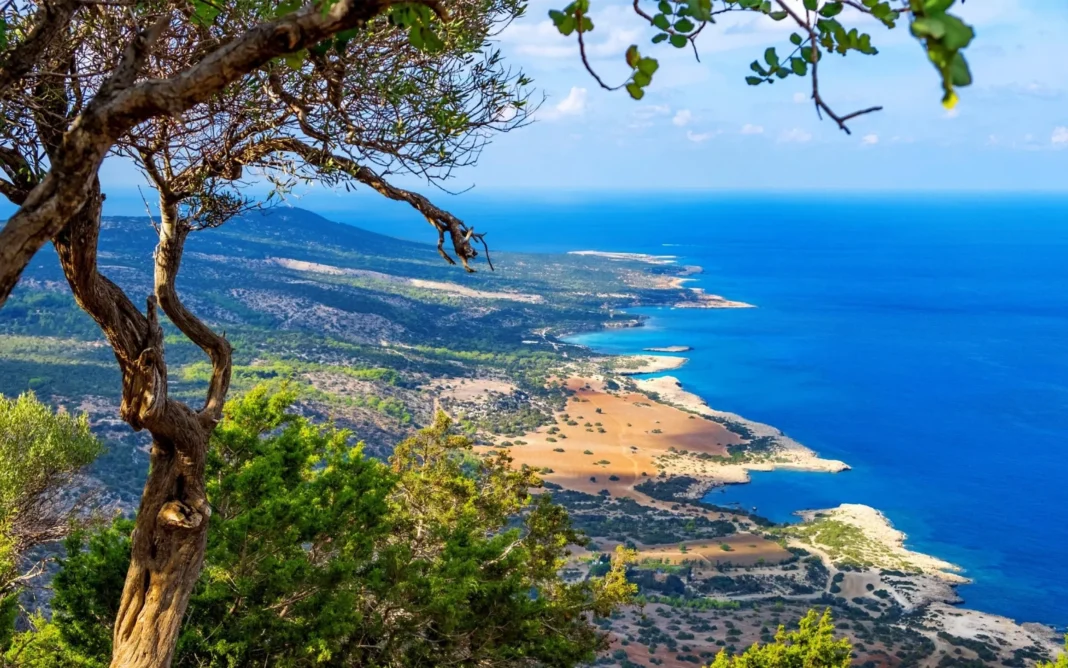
675,288 -> 756,309
609,355 -> 688,375
568,250 -> 677,264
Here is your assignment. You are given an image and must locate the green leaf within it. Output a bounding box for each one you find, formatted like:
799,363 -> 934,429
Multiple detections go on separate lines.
626,82 -> 645,99
857,33 -> 876,54
764,47 -> 778,67
274,0 -> 301,17
938,14 -> 974,50
658,0 -> 672,13
191,0 -> 221,27
910,16 -> 945,39
802,0 -> 817,11
407,27 -> 425,50
652,32 -> 669,43
745,76 -> 763,85
790,57 -> 807,75
768,10 -> 788,20
549,9 -> 566,25
674,18 -> 695,32
652,13 -> 671,30
790,32 -> 803,45
633,71 -> 652,87
557,15 -> 576,35
637,57 -> 660,75
284,50 -> 306,69
626,45 -> 640,67
818,2 -> 843,17
923,0 -> 955,12
669,34 -> 688,48
690,0 -> 713,21
409,26 -> 425,50
949,52 -> 972,86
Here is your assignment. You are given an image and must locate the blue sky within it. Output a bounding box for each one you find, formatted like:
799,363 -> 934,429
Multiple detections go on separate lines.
457,0 -> 1068,191
27,0 -> 1068,219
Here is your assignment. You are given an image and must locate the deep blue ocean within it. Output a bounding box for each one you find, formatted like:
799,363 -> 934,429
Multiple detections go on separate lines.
333,192 -> 1068,626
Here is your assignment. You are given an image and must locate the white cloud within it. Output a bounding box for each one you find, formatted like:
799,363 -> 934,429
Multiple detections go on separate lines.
862,133 -> 879,145
502,6 -> 640,60
634,104 -> 671,119
686,130 -> 716,143
673,109 -> 693,127
778,128 -> 812,143
944,108 -> 960,119
793,92 -> 808,104
740,124 -> 764,135
541,87 -> 587,120
1052,127 -> 1068,145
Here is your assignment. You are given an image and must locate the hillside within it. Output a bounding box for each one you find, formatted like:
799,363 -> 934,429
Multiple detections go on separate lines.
0,206 -> 698,503
1,206 -> 1062,668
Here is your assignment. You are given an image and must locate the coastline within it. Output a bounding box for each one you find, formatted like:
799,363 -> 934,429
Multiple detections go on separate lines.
634,374 -> 850,479
543,249 -> 1065,648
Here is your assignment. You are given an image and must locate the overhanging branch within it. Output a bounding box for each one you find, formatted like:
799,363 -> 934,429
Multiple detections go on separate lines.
260,137 -> 493,272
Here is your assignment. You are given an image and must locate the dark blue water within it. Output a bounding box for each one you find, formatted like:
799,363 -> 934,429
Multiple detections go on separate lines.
329,191 -> 1068,624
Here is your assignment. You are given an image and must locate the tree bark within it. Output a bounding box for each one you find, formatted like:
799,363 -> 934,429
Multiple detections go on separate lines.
110,423 -> 211,668
52,184 -> 228,668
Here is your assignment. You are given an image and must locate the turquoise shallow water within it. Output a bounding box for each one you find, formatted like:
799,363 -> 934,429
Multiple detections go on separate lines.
336,192 -> 1068,626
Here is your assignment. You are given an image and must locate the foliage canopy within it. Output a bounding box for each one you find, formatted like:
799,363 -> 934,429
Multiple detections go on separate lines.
706,608 -> 852,668
4,387 -> 635,667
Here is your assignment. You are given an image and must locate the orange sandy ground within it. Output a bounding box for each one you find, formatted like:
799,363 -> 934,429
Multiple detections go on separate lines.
480,377 -> 742,500
476,377 -> 791,564
575,536 -> 791,569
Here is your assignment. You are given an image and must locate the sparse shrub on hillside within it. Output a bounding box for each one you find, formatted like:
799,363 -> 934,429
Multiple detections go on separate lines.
0,392 -> 102,650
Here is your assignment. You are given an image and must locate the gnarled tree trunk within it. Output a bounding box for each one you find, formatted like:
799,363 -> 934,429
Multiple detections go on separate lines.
53,183 -> 229,668
111,423 -> 211,668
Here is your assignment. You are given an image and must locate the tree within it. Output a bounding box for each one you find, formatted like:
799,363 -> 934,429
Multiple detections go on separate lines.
0,392 -> 102,652
0,2 -> 527,664
4,387 -> 635,667
0,0 -> 512,303
549,0 -> 975,133
706,609 -> 851,668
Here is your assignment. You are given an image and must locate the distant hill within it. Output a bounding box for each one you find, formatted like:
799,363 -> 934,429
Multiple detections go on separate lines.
0,206 -> 694,501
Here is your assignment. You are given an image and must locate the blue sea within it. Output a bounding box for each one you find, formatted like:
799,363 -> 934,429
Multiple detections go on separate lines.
332,191 -> 1068,626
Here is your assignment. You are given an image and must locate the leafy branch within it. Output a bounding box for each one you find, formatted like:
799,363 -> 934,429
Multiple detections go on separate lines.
548,0 -> 975,131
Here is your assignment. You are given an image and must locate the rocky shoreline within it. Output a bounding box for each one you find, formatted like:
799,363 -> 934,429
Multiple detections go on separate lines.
634,374 -> 850,478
